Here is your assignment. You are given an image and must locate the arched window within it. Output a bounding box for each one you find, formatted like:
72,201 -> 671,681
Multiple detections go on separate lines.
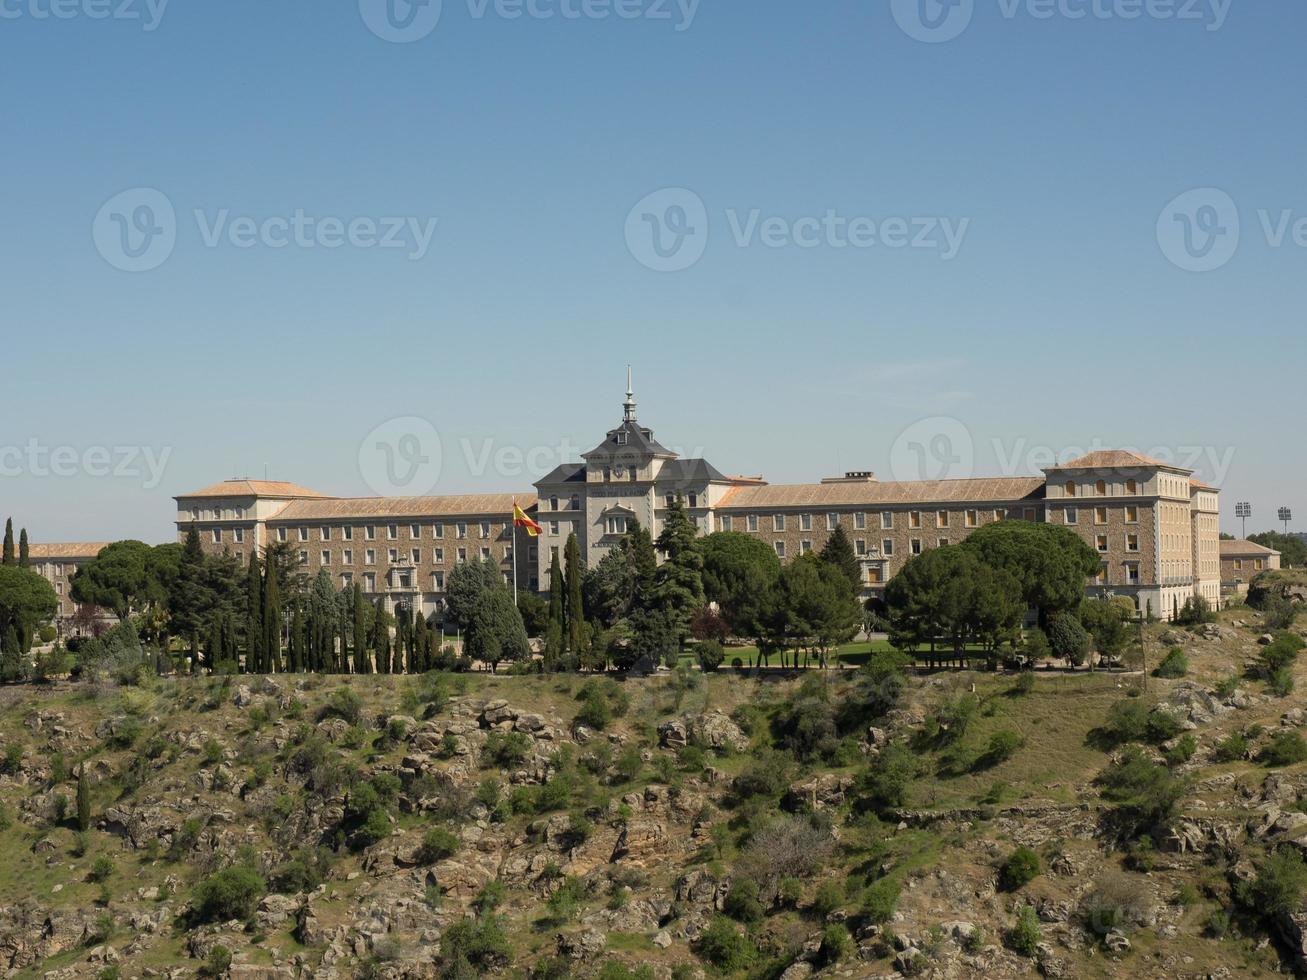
1064,481 -> 1076,498
1096,480 -> 1107,496
570,494 -> 580,510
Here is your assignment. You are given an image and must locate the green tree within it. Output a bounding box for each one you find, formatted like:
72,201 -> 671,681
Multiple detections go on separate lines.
354,587 -> 372,675
1,519 -> 12,565
819,524 -> 862,593
69,540 -> 154,621
0,565 -> 58,680
466,585 -> 530,672
698,531 -> 781,637
170,527 -> 211,666
961,520 -> 1100,624
544,552 -> 565,670
262,554 -> 282,673
650,498 -> 704,644
446,559 -> 501,630
76,762 -> 91,831
17,529 -> 28,569
564,533 -> 589,659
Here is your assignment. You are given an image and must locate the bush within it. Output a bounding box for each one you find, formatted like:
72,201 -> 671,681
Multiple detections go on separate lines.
1261,731 -> 1307,767
696,640 -> 725,673
417,827 -> 460,864
1176,596 -> 1216,626
1263,595 -> 1299,632
857,743 -> 921,813
1239,848 -> 1307,919
1022,629 -> 1051,665
1154,648 -> 1188,679
999,846 -> 1041,892
815,923 -> 852,967
975,730 -> 1024,770
1006,905 -> 1042,956
482,731 -> 532,769
693,916 -> 756,972
1081,871 -> 1152,937
201,945 -> 232,978
574,692 -> 612,731
1048,614 -> 1093,666
1213,732 -> 1248,763
38,625 -> 58,643
89,856 -> 115,883
322,688 -> 363,725
0,744 -> 21,775
1269,665 -> 1295,698
191,866 -> 267,924
723,877 -> 765,923
1097,745 -> 1186,836
1259,633 -> 1302,675
1164,734 -> 1197,767
861,876 -> 900,925
440,914 -> 512,973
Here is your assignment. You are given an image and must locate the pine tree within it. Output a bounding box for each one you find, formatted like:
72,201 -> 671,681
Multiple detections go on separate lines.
2,519 -> 13,565
564,534 -> 588,658
245,555 -> 263,674
626,516 -> 658,609
76,762 -> 91,832
544,551 -> 565,670
650,497 -> 704,642
353,586 -> 371,675
819,524 -> 862,597
17,529 -> 29,569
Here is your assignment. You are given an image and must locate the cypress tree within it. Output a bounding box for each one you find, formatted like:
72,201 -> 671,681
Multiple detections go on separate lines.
2,519 -> 13,565
564,533 -> 588,659
544,552 -> 565,670
626,516 -> 657,609
262,558 -> 282,673
289,603 -> 305,673
353,586 -> 370,674
819,524 -> 862,597
76,762 -> 91,832
245,555 -> 263,674
18,529 -> 29,569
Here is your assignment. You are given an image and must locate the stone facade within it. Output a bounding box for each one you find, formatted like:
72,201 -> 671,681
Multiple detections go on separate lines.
26,543 -> 112,628
1220,539 -> 1281,597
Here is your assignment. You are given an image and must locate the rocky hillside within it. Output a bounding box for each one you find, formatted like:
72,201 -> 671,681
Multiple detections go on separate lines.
1,607 -> 1306,979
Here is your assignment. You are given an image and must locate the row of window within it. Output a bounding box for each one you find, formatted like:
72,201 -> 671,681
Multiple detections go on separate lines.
296,546 -> 515,567
723,506 -> 1040,534
1062,478 -> 1141,498
1060,505 -> 1141,526
1094,534 -> 1143,553
274,522 -> 496,543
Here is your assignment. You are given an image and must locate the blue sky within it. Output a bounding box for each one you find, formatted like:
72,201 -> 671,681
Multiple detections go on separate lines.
1,0 -> 1303,543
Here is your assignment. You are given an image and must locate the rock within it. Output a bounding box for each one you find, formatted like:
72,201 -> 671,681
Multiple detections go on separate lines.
658,720 -> 688,749
652,930 -> 673,949
779,962 -> 814,980
557,929 -> 606,960
1103,930 -> 1131,953
894,947 -> 923,973
514,713 -> 546,733
690,712 -> 749,753
611,818 -> 669,866
942,920 -> 976,943
783,773 -> 854,811
233,686 -> 256,708
1260,634 -> 1275,646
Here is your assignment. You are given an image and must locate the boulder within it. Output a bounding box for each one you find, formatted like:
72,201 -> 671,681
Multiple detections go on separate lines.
658,720 -> 688,749
690,712 -> 749,753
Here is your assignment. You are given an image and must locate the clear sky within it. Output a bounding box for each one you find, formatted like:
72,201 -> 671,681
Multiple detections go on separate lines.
1,0 -> 1303,544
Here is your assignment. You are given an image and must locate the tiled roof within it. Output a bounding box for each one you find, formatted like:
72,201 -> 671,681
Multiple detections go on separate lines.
717,477 -> 1046,509
583,421 -> 672,459
269,494 -> 535,522
178,480 -> 328,499
1220,539 -> 1280,558
1048,451 -> 1183,472
27,543 -> 111,560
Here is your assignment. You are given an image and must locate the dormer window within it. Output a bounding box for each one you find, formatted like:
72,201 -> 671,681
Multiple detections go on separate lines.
615,432 -> 628,446
570,494 -> 580,510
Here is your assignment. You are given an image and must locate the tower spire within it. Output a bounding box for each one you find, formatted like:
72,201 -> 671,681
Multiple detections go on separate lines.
623,365 -> 637,422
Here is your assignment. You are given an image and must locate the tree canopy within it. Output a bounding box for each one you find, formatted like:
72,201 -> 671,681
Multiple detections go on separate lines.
960,521 -> 1099,624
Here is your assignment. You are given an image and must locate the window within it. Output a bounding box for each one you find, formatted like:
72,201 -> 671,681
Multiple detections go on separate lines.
341,572 -> 353,587
276,527 -> 287,542
774,541 -> 786,558
433,572 -> 444,590
570,494 -> 580,510
965,510 -> 978,528
721,515 -> 733,531
1126,534 -> 1139,552
868,567 -> 883,584
298,550 -> 308,565
1125,506 -> 1139,524
550,496 -> 559,511
433,548 -> 443,563
774,514 -> 787,532
433,523 -> 443,538
798,514 -> 812,532
343,549 -> 353,564
234,506 -> 245,519
320,527 -> 331,541
937,510 -> 949,529
343,526 -> 353,540
995,509 -> 1007,521
1126,479 -> 1138,495
191,507 -> 199,520
1096,479 -> 1107,496
911,539 -> 923,555
615,431 -> 628,445
387,525 -> 398,540
212,507 -> 224,520
457,523 -> 468,539
800,540 -> 812,554
665,494 -> 675,509
1064,480 -> 1077,497
298,527 -> 309,542
852,512 -> 866,530
410,524 -> 421,538
882,539 -> 894,557
388,548 -> 398,563
364,572 -> 376,592
549,521 -> 560,536
411,549 -> 421,564
879,512 -> 892,530
855,539 -> 867,555
211,529 -> 222,543
1024,508 -> 1037,522
938,537 -> 950,548
1095,507 -> 1108,525
480,522 -> 491,539
365,526 -> 376,540
1096,535 -> 1109,552
56,582 -> 63,594
909,511 -> 922,529
366,549 -> 376,565
457,547 -> 467,562
1065,507 -> 1078,525
321,550 -> 330,565
234,528 -> 244,543
1095,564 -> 1108,585
607,515 -> 627,535
826,513 -> 838,531
480,547 -> 491,560
688,494 -> 699,509
504,545 -> 513,560
1125,564 -> 1140,585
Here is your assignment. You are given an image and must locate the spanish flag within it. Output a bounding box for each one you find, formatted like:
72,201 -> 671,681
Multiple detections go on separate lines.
513,501 -> 542,537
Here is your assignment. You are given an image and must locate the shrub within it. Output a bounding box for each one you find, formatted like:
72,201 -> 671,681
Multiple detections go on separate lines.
999,846 -> 1041,892
693,916 -> 756,972
1213,732 -> 1248,763
975,730 -> 1024,770
723,877 -> 765,923
1239,848 -> 1307,919
811,878 -> 843,919
0,744 -> 22,775
1259,633 -> 1302,675
1261,731 -> 1307,767
1164,734 -> 1197,767
696,640 -> 725,673
861,877 -> 900,925
1006,905 -> 1042,956
201,945 -> 232,978
39,625 -> 58,643
191,866 -> 267,924
202,740 -> 224,766
1263,595 -> 1299,632
857,743 -> 921,813
1269,666 -> 1295,698
1097,746 -> 1186,836
1022,629 -> 1051,665
1081,871 -> 1152,937
440,914 -> 512,973
482,731 -> 532,769
1176,596 -> 1216,626
545,876 -> 587,924
417,827 -> 460,864
89,856 -> 115,883
1101,698 -> 1149,744
1048,614 -> 1092,666
322,688 -> 363,726
574,692 -> 612,731
1154,648 -> 1188,679
815,923 -> 852,967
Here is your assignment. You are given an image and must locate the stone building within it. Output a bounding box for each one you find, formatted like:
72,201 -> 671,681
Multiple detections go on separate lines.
1220,539 -> 1281,598
26,543 -> 112,629
174,380 -> 1223,622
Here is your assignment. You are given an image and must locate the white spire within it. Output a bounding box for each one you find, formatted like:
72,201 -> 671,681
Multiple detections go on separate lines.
623,365 -> 637,422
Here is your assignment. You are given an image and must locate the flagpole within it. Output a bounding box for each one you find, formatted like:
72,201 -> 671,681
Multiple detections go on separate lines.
511,503 -> 518,607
